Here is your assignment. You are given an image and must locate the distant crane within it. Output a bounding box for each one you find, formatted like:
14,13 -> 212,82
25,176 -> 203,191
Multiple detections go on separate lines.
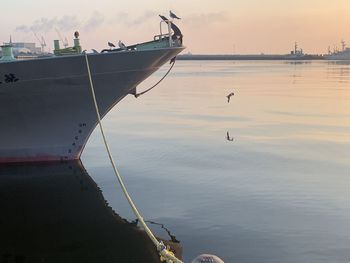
55,28 -> 69,48
33,32 -> 47,53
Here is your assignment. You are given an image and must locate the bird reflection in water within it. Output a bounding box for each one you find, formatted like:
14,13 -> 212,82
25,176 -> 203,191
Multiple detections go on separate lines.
0,161 -> 182,263
226,131 -> 234,142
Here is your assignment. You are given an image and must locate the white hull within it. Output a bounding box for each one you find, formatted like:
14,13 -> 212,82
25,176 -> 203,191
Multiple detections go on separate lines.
325,49 -> 350,60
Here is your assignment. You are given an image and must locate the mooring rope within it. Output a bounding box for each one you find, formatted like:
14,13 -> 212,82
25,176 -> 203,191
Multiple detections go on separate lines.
134,57 -> 176,98
84,53 -> 183,263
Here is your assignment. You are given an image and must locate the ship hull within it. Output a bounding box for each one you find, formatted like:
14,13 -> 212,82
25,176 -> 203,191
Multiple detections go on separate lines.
325,50 -> 350,60
0,47 -> 184,163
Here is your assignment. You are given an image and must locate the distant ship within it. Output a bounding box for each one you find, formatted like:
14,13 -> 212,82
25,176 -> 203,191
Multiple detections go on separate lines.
0,16 -> 184,163
286,42 -> 306,59
325,40 -> 350,60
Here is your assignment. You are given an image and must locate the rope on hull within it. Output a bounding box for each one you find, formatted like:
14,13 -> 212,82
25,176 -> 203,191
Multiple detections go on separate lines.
84,53 -> 183,263
134,57 -> 176,98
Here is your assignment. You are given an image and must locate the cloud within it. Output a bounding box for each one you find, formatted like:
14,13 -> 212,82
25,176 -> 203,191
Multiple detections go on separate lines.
187,12 -> 229,27
127,11 -> 157,26
109,11 -> 157,26
57,15 -> 80,31
83,11 -> 105,31
15,16 -> 79,33
14,11 -> 156,36
15,12 -> 106,34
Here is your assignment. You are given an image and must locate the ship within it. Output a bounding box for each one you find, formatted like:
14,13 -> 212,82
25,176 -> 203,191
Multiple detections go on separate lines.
0,15 -> 184,163
325,40 -> 350,60
286,42 -> 306,59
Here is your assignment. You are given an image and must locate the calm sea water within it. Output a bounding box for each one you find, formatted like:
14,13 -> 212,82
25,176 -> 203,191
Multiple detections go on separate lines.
1,60 -> 349,262
82,60 -> 350,262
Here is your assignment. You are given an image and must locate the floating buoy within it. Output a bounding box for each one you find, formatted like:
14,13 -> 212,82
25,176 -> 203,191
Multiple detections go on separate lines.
191,254 -> 224,263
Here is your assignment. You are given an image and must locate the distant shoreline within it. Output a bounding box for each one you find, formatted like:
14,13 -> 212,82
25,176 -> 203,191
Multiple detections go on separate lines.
177,54 -> 325,60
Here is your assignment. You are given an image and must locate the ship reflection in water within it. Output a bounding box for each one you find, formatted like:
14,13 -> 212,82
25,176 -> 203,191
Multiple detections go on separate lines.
0,161 -> 181,263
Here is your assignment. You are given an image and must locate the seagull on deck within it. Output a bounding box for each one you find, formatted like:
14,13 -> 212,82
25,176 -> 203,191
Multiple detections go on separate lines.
118,40 -> 127,50
159,15 -> 170,22
226,92 -> 235,103
169,10 -> 181,20
108,42 -> 115,48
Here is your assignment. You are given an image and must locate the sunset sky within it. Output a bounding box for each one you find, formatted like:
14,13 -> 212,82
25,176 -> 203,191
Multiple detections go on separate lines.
1,0 -> 349,54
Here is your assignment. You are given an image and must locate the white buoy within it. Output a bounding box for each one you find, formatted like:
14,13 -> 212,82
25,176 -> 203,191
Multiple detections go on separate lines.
191,254 -> 224,263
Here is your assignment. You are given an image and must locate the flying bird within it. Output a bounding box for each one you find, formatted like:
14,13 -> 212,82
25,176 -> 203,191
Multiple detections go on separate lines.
226,92 -> 235,103
108,42 -> 115,48
118,40 -> 127,50
169,10 -> 181,20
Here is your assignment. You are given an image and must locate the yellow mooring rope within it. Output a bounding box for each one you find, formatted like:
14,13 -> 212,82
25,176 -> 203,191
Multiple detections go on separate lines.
84,53 -> 183,263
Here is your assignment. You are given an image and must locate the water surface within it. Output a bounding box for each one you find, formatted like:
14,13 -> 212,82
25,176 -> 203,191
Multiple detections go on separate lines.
82,60 -> 350,263
1,60 -> 349,263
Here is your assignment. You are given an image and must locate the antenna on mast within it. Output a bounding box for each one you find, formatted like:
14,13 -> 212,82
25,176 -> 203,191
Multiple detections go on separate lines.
341,39 -> 346,51
41,36 -> 47,50
333,44 -> 338,54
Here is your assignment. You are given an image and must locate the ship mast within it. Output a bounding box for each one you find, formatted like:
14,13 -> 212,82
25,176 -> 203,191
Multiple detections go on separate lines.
341,40 -> 346,51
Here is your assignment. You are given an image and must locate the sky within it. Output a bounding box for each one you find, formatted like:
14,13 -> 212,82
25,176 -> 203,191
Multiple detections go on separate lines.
1,0 -> 350,54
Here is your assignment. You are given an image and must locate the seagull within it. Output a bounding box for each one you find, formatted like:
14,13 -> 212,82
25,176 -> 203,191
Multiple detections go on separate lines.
226,92 -> 235,103
226,131 -> 234,142
118,40 -> 127,50
159,15 -> 170,22
169,10 -> 181,20
108,42 -> 115,48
